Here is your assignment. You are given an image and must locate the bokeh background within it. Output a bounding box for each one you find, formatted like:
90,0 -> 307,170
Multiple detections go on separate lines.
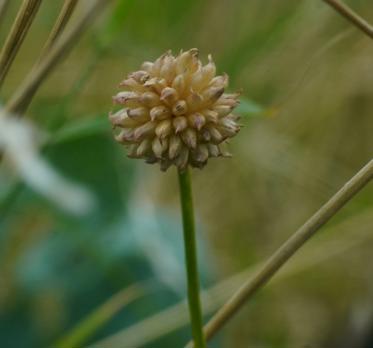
0,0 -> 373,347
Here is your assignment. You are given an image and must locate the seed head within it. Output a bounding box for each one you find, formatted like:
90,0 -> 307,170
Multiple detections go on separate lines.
110,49 -> 240,171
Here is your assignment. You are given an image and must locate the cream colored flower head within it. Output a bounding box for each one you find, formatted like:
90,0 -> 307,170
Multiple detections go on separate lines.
110,48 -> 240,171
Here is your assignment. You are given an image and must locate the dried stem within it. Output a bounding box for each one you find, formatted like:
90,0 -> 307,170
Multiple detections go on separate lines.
0,0 -> 43,89
323,0 -> 373,39
178,169 -> 207,348
187,159 -> 373,347
39,0 -> 79,59
88,208 -> 373,348
5,0 -> 112,115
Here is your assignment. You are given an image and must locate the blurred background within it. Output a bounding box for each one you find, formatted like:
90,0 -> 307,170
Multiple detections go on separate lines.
0,0 -> 372,347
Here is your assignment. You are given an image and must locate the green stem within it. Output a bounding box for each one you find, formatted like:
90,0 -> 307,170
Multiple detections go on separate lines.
178,168 -> 206,348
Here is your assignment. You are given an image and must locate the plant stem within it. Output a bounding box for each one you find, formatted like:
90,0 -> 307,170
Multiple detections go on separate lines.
5,0 -> 113,115
186,158 -> 373,347
323,0 -> 373,39
178,168 -> 206,348
0,0 -> 43,89
39,0 -> 79,59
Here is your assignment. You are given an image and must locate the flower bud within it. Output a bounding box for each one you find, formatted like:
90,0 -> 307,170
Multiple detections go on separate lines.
193,144 -> 209,163
160,87 -> 178,106
172,74 -> 186,94
150,105 -> 171,121
188,113 -> 205,130
173,116 -> 188,133
140,91 -> 160,107
137,138 -> 151,156
207,144 -> 220,157
129,70 -> 150,83
127,107 -> 149,122
202,86 -> 224,103
133,121 -> 156,141
109,109 -> 127,127
113,91 -> 140,106
191,55 -> 216,91
152,137 -> 164,158
169,135 -> 183,159
155,119 -> 172,139
119,78 -> 144,91
172,100 -> 188,116
181,128 -> 197,149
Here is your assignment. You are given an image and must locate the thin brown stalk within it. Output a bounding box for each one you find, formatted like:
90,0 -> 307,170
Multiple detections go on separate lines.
0,0 -> 43,88
0,0 -> 11,28
5,0 -> 112,115
323,0 -> 373,39
39,0 -> 79,59
187,159 -> 373,346
88,208 -> 373,348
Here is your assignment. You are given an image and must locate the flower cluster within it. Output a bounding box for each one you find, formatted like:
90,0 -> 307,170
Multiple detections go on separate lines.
110,49 -> 240,171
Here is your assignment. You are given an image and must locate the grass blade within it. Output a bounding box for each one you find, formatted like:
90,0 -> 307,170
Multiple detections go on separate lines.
0,0 -> 43,88
88,208 -> 373,348
193,159 -> 373,346
39,0 -> 79,58
55,283 -> 147,348
5,0 -> 113,115
323,0 -> 373,40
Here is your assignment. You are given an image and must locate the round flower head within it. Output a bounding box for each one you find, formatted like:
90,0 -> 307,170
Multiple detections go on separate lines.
110,49 -> 240,171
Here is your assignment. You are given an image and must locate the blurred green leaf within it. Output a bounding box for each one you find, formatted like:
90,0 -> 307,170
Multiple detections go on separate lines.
55,284 -> 146,348
236,97 -> 263,117
52,116 -> 109,145
48,133 -> 130,223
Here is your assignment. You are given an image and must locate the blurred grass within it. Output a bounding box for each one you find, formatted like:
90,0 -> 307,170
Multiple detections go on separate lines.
89,207 -> 373,348
0,0 -> 372,348
56,283 -> 147,348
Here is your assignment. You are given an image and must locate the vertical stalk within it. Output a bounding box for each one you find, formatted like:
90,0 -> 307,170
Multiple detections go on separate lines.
39,0 -> 79,59
5,0 -> 112,115
178,168 -> 206,348
0,0 -> 43,88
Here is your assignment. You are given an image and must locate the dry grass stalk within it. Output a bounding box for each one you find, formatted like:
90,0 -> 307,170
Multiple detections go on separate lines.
89,208 -> 373,348
187,159 -> 373,346
0,0 -> 43,88
323,0 -> 373,39
39,0 -> 79,59
5,0 -> 113,115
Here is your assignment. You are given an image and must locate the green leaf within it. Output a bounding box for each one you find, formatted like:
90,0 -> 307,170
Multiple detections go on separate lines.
52,116 -> 110,145
236,97 -> 263,117
55,284 -> 147,348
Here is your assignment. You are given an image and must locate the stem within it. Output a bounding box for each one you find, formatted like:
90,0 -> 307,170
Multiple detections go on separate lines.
0,0 -> 43,89
186,158 -> 373,347
323,0 -> 373,40
39,0 -> 79,60
178,168 -> 206,348
5,0 -> 113,115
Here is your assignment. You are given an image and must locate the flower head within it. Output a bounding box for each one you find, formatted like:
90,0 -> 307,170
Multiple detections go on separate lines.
110,49 -> 240,171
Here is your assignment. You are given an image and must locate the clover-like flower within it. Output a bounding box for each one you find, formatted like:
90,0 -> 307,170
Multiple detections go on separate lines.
110,48 -> 240,171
